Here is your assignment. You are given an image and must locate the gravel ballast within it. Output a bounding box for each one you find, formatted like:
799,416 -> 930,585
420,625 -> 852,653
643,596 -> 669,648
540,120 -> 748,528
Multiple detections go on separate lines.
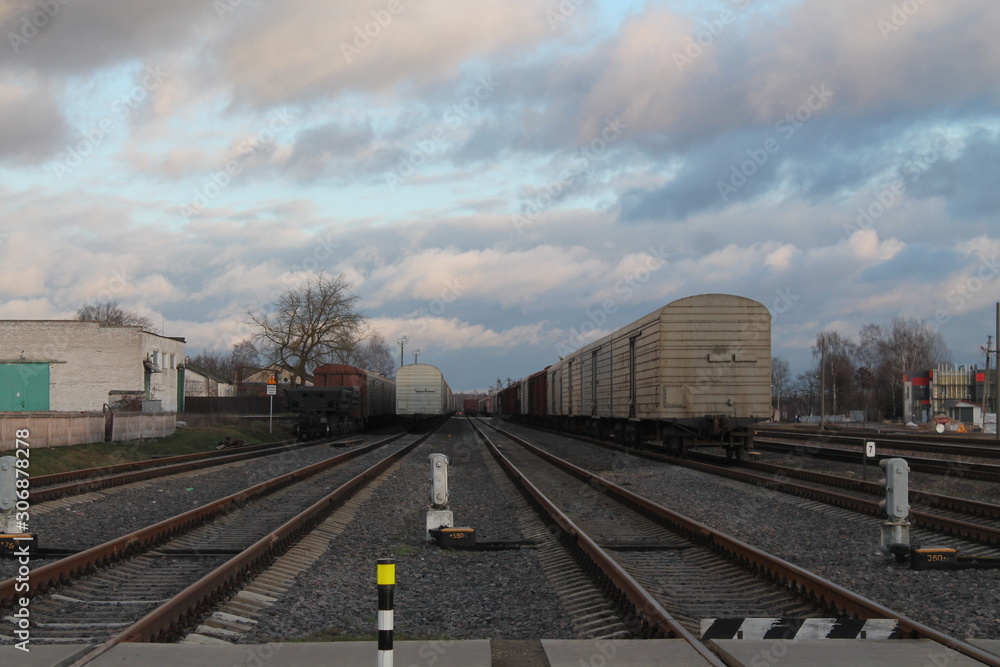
497,421 -> 1000,642
1,441 -> 388,581
245,417 -> 575,642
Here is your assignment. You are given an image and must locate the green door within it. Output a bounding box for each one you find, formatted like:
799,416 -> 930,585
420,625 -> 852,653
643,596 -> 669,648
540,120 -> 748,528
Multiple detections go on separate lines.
0,363 -> 50,411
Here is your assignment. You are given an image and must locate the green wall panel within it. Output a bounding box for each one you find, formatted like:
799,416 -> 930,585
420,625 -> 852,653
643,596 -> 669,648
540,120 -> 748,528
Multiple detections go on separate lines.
0,363 -> 50,411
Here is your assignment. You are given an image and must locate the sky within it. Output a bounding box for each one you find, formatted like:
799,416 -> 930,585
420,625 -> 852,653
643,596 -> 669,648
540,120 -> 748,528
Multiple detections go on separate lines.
1,0 -> 999,393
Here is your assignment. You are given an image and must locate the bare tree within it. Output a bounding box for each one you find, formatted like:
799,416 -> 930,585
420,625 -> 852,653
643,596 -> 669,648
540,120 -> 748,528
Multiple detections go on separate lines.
338,332 -> 396,377
859,317 -> 952,418
231,339 -> 262,373
244,273 -> 366,385
791,370 -> 820,417
77,300 -> 157,331
813,331 -> 857,415
187,340 -> 261,381
771,356 -> 791,419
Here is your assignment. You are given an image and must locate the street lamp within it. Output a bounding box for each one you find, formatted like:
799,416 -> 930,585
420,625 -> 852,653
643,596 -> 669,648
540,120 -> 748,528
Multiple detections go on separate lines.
397,335 -> 407,367
414,348 -> 421,364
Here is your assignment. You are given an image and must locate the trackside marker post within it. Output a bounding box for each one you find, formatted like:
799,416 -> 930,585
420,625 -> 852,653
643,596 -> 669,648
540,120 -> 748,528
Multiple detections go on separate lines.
266,376 -> 277,434
377,558 -> 395,667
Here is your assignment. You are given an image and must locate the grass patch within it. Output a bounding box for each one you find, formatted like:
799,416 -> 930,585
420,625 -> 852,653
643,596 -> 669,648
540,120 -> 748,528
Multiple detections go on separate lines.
27,416 -> 295,476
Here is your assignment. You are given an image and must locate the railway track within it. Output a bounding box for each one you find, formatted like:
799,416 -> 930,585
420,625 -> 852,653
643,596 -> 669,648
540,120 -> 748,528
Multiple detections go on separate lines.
0,432 -> 419,663
751,438 -> 1000,483
26,438 -> 343,504
523,422 -> 1000,555
686,452 -> 1000,554
475,419 -> 1000,666
754,427 -> 1000,460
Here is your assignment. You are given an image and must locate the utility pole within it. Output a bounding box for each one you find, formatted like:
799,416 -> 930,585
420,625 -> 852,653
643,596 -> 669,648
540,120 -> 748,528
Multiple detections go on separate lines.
819,335 -> 826,428
397,335 -> 407,368
983,335 -> 992,432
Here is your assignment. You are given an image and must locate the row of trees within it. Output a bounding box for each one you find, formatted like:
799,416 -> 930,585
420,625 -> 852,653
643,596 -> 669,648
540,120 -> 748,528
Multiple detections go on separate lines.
772,317 -> 955,421
75,273 -> 398,384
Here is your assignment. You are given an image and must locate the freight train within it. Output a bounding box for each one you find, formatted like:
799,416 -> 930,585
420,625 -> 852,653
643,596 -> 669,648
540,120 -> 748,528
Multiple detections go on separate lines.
396,363 -> 454,430
284,364 -> 396,439
482,294 -> 772,458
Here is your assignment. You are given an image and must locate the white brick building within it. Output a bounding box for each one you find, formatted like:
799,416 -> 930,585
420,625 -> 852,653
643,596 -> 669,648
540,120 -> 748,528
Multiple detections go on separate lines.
183,362 -> 235,398
0,320 -> 186,413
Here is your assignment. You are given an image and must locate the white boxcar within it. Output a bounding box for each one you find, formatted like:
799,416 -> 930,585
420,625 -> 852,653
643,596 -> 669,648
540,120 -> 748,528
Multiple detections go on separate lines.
547,294 -> 771,455
396,364 -> 453,425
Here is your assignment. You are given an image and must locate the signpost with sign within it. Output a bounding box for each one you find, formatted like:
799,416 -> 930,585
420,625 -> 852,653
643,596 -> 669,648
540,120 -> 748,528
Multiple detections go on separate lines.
267,376 -> 277,433
863,440 -> 876,480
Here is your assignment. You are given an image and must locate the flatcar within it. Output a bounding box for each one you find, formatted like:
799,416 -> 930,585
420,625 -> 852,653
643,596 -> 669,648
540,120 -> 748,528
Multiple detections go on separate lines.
396,363 -> 454,430
284,364 -> 396,439
492,294 -> 771,458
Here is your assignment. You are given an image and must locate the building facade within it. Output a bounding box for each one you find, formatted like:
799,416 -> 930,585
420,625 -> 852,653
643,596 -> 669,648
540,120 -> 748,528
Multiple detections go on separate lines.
904,364 -> 996,427
183,362 -> 235,399
0,320 -> 186,413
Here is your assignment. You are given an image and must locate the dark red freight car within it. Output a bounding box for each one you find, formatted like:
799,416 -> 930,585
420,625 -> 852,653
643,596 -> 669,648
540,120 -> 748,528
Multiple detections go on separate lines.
526,369 -> 548,417
285,364 -> 395,438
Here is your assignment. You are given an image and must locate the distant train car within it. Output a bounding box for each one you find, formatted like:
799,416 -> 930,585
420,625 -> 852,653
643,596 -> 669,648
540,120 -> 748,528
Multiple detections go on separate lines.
498,294 -> 771,458
462,398 -> 479,416
314,364 -> 396,426
396,363 -> 453,430
285,364 -> 395,439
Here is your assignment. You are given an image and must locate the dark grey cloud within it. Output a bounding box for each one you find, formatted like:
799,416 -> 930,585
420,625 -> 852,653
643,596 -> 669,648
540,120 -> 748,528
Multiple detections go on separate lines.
860,244 -> 963,283
2,0 -> 209,75
906,128 -> 1000,218
0,85 -> 69,162
283,121 -> 378,183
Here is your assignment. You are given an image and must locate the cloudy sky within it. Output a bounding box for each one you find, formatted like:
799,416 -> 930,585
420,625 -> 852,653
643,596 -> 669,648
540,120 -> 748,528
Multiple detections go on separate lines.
1,0 -> 999,392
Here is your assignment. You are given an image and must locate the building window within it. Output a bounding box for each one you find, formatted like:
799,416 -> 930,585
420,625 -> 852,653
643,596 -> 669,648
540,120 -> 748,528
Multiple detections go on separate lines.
152,351 -> 158,366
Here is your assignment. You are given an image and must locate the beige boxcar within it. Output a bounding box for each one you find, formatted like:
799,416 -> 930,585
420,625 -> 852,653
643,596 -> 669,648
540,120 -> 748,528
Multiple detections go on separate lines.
548,294 -> 770,454
396,364 -> 453,427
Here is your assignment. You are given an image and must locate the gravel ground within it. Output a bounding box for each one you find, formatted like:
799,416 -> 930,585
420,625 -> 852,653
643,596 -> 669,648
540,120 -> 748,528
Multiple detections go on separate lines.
245,417 -> 575,642
498,422 -> 1000,642
749,447 -> 1000,505
11,417 -> 1000,645
0,441 -> 373,581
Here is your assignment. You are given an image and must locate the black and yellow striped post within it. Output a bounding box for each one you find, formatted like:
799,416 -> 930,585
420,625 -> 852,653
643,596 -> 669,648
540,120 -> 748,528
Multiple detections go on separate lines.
377,558 -> 395,667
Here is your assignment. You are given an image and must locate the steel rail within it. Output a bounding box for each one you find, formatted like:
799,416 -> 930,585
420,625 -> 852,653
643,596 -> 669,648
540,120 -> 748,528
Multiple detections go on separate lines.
484,421 -> 1000,667
751,438 -> 1000,483
726,455 -> 1000,521
471,421 -> 726,666
30,438 -> 299,486
676,456 -> 1000,548
0,434 -> 401,608
67,430 -> 430,666
753,427 -> 1000,459
28,441 -> 330,503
